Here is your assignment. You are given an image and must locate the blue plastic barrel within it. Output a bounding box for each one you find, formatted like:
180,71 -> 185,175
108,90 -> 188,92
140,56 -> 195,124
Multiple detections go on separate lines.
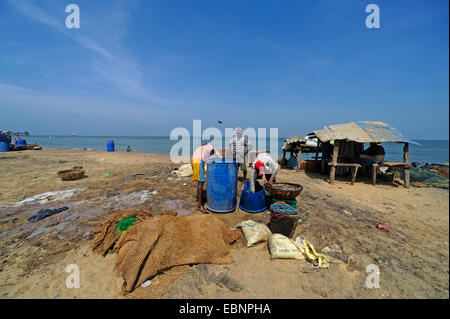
107,141 -> 115,152
239,180 -> 266,213
0,141 -> 10,152
16,139 -> 27,145
287,157 -> 298,169
0,134 -> 11,143
206,158 -> 238,213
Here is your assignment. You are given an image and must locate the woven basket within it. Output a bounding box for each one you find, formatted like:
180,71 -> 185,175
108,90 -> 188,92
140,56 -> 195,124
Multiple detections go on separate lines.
264,183 -> 303,200
57,169 -> 85,181
268,211 -> 300,238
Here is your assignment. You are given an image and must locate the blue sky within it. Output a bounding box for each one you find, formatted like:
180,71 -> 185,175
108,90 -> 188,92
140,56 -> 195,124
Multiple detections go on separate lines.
0,0 -> 448,139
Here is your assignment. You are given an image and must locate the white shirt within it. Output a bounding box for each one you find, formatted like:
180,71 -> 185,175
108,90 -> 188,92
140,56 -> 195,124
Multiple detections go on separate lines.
228,135 -> 252,161
249,153 -> 278,192
252,153 -> 278,175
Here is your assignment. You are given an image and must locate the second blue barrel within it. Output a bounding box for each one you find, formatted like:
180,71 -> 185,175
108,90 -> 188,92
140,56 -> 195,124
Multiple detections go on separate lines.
0,134 -> 11,152
206,158 -> 238,213
0,134 -> 11,143
0,141 -> 10,152
107,141 -> 115,152
16,139 -> 27,145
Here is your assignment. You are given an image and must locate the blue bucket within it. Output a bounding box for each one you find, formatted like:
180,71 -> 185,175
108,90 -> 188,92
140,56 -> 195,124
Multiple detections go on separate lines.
16,139 -> 27,145
239,180 -> 267,213
206,158 -> 238,213
107,141 -> 115,152
0,141 -> 10,152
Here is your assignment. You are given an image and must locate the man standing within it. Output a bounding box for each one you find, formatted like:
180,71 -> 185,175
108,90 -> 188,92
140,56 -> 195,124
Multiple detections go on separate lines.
250,152 -> 278,193
228,128 -> 252,181
191,142 -> 222,212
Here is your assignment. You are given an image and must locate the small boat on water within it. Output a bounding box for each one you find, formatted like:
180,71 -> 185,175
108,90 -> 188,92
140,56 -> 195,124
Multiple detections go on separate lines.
72,133 -> 76,137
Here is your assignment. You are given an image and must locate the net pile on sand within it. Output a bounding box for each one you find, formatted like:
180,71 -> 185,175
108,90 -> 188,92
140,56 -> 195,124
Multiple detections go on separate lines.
91,209 -> 153,256
114,214 -> 240,297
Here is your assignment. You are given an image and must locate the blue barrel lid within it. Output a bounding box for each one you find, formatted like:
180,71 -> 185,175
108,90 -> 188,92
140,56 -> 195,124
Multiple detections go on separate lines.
207,158 -> 236,164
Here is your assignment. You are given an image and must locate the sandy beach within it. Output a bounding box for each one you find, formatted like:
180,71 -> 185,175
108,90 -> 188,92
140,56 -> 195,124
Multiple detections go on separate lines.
0,148 -> 448,299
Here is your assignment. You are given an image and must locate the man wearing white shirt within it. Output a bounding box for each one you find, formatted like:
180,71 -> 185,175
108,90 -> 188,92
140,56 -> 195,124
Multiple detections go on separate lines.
228,127 -> 252,181
250,152 -> 278,193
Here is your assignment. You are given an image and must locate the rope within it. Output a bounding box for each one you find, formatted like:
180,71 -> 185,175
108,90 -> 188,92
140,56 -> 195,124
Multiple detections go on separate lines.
271,211 -> 288,222
270,203 -> 299,215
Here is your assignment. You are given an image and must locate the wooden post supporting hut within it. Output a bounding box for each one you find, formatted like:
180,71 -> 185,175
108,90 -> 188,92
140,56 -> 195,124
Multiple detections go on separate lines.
370,142 -> 410,188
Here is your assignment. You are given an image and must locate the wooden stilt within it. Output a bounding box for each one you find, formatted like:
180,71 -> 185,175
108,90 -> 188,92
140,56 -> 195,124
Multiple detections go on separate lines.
404,143 -> 410,188
351,166 -> 359,185
319,141 -> 326,174
281,151 -> 286,169
329,141 -> 339,184
313,142 -> 319,173
372,164 -> 378,186
297,149 -> 302,171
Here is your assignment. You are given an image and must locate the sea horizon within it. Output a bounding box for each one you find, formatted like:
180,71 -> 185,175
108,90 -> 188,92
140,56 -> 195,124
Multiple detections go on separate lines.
12,135 -> 450,165
21,134 -> 450,141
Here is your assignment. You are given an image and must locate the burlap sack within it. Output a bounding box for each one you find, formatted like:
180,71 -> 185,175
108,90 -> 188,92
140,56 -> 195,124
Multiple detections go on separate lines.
268,233 -> 305,260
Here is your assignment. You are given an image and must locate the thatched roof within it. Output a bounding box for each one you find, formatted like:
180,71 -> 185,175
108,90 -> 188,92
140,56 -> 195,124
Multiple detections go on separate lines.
282,134 -> 306,152
311,121 -> 420,145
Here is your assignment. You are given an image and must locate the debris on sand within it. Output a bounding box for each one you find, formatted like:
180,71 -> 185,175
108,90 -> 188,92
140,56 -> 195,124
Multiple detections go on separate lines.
294,236 -> 329,268
172,164 -> 193,177
123,169 -> 174,181
0,188 -> 84,208
375,220 -> 392,232
28,206 -> 69,223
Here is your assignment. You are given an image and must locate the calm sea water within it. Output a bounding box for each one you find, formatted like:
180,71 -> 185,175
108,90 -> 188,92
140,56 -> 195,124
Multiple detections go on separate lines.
20,136 -> 449,164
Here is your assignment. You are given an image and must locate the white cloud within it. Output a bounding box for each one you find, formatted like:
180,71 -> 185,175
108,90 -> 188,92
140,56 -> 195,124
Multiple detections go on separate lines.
6,0 -> 173,106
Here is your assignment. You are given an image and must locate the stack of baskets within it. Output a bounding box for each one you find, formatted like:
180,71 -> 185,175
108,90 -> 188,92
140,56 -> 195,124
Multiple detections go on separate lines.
264,183 -> 303,200
265,183 -> 303,238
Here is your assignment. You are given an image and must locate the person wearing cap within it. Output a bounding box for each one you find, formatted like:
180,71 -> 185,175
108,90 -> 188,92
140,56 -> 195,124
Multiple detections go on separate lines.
250,152 -> 278,193
228,127 -> 252,181
191,142 -> 222,212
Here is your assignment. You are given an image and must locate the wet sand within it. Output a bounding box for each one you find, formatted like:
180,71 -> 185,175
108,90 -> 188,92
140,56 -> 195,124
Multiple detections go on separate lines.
0,148 -> 448,299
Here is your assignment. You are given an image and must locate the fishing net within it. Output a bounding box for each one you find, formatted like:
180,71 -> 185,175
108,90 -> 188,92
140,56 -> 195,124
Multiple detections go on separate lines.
114,216 -> 137,239
271,198 -> 297,208
115,216 -> 136,232
270,203 -> 299,215
115,214 -> 240,298
92,209 -> 153,256
396,168 -> 449,188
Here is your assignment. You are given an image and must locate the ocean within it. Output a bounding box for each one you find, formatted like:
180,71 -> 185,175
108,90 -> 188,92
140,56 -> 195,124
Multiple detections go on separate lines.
18,136 -> 449,165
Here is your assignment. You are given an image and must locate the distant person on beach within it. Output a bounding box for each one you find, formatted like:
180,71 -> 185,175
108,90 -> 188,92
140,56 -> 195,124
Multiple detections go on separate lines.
127,145 -> 131,152
191,142 -> 222,212
250,152 -> 278,193
228,127 -> 252,181
362,142 -> 385,156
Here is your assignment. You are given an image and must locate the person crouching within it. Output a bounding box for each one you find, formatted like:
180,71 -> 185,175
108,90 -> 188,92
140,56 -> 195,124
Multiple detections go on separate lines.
191,143 -> 222,212
250,152 -> 278,193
